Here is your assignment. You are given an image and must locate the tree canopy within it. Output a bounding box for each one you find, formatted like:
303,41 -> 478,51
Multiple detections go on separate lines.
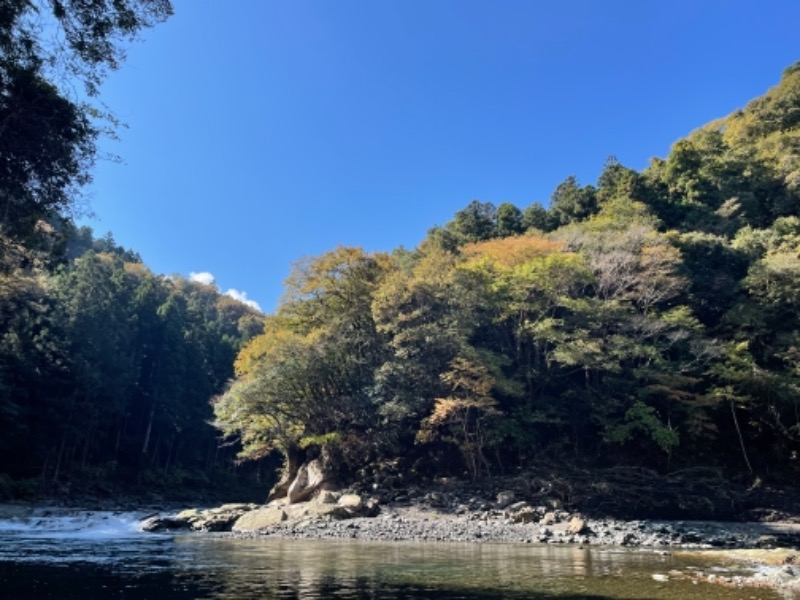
215,63 -> 800,485
4,56 -> 800,500
0,0 -> 173,242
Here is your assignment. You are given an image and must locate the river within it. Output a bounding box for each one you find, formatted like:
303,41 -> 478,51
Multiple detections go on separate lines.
0,510 -> 785,599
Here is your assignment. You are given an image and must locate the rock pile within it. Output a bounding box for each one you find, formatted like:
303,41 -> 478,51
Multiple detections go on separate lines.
140,492 -> 379,534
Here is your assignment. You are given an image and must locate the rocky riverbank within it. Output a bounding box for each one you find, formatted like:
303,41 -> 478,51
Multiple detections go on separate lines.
138,484 -> 800,595
141,488 -> 800,548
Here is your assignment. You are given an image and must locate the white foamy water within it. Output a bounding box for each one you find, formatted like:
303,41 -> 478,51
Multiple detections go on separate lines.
0,510 -> 145,539
0,510 -> 178,569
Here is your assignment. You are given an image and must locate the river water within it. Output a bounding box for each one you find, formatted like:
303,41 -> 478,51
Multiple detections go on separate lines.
0,510 -> 784,599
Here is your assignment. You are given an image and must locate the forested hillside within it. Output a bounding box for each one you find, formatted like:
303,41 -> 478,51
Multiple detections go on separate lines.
2,16 -> 798,503
0,225 -> 265,498
0,0 -> 267,501
215,63 -> 800,492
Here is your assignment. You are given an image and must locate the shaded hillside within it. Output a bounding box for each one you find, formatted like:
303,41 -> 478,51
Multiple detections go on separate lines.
0,225 -> 266,501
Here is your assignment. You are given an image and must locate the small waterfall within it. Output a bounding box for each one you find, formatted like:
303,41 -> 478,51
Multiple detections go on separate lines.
0,509 -> 176,568
0,510 -> 147,539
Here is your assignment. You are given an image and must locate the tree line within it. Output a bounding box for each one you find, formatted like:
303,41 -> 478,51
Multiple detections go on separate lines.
0,224 -> 264,496
0,1 -> 266,499
1,1 -> 798,497
215,63 -> 800,487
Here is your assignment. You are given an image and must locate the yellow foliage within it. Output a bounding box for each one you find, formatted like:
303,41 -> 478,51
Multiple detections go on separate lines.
372,247 -> 458,331
282,246 -> 392,303
425,396 -> 499,428
122,262 -> 150,278
441,356 -> 494,396
233,316 -> 304,377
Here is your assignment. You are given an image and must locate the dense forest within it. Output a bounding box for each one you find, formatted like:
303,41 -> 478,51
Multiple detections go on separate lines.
2,2 -> 799,501
0,226 -> 265,498
0,0 -> 267,500
215,62 -> 800,492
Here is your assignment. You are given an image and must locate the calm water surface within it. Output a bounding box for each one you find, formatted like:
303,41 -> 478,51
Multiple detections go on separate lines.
0,511 -> 783,599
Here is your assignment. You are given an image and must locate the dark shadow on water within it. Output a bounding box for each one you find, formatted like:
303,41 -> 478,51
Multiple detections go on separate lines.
0,562 -> 630,600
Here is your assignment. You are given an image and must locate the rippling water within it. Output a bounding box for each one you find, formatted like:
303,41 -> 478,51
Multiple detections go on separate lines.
0,510 -> 782,599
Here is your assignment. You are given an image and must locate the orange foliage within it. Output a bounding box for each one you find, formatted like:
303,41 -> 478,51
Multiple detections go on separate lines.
462,235 -> 565,268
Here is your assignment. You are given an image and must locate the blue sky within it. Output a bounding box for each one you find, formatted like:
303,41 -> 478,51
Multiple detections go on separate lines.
84,0 -> 800,312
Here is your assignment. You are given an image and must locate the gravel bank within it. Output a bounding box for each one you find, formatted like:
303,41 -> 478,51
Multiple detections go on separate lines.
229,502 -> 800,549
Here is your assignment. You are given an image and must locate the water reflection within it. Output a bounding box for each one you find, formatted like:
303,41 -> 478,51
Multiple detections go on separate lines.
166,537 -> 777,599
0,514 -> 782,599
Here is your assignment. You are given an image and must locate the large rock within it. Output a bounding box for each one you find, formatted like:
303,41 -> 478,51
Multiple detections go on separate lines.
512,508 -> 539,524
270,446 -> 342,502
175,508 -> 203,522
230,493 -> 381,532
566,515 -> 587,536
140,515 -> 189,532
337,494 -> 363,512
287,457 -> 336,504
496,491 -> 515,509
157,504 -> 259,533
286,502 -> 350,522
191,512 -> 242,532
232,506 -> 288,532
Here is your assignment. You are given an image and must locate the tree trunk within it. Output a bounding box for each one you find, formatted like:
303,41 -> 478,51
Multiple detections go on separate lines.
267,445 -> 306,502
731,400 -> 754,474
142,403 -> 155,455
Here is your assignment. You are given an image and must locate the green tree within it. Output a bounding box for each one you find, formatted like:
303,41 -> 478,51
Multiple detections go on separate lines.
495,202 -> 524,237
549,176 -> 598,227
446,200 -> 497,243
215,248 -> 391,495
522,201 -> 553,232
0,0 -> 173,242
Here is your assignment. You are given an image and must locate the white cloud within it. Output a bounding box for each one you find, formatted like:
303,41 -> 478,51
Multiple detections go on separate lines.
225,288 -> 262,312
189,271 -> 216,286
188,271 -> 261,312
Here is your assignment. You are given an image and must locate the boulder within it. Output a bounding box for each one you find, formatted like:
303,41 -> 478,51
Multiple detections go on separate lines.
512,508 -> 539,524
140,515 -> 189,532
540,512 -> 557,526
232,506 -> 288,532
337,494 -> 363,512
496,491 -> 515,509
192,513 -> 241,532
566,515 -> 587,536
287,457 -> 333,504
161,504 -> 258,533
175,508 -> 203,522
267,449 -> 306,501
316,490 -> 340,504
286,502 -> 349,521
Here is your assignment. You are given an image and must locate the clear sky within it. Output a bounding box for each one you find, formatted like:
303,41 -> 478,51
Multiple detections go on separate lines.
84,0 -> 800,313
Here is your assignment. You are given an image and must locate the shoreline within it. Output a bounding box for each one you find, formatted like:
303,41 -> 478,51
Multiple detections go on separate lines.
141,491 -> 800,595
222,503 -> 800,595
3,498 -> 800,594
228,502 -> 800,549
